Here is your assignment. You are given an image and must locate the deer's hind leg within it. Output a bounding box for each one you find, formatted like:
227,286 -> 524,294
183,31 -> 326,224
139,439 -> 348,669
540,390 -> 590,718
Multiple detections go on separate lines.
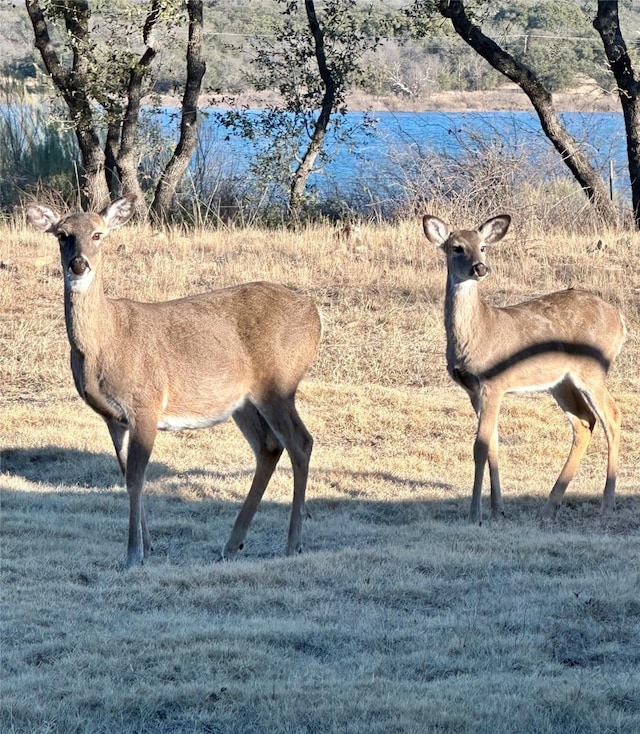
542,379 -> 596,519
223,403 -> 285,560
578,379 -> 621,518
254,394 -> 314,556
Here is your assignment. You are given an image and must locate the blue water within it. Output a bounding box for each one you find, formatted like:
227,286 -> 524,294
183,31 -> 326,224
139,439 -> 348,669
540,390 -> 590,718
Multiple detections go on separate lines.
5,101 -> 625,206
185,108 -> 629,206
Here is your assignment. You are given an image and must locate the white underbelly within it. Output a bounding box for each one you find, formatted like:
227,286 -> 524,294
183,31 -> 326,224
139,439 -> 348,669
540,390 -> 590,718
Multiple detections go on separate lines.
157,397 -> 246,431
506,375 -> 564,394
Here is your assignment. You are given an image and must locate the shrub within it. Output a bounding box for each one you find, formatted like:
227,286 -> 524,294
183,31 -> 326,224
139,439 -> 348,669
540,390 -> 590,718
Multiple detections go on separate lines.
0,83 -> 79,210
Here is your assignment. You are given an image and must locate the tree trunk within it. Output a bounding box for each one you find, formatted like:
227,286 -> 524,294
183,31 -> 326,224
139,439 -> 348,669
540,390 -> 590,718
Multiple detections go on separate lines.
150,0 -> 206,222
594,0 -> 640,229
113,45 -> 157,216
437,0 -> 619,229
26,0 -> 193,219
105,120 -> 121,200
25,0 -> 109,209
288,0 -> 337,222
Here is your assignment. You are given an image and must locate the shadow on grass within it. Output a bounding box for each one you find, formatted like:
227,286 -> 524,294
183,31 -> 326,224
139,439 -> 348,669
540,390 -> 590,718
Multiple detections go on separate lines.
0,445 -> 172,489
2,444 -> 639,569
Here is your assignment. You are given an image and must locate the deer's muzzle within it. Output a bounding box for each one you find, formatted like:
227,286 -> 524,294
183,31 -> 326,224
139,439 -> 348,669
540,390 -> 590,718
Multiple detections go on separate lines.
69,256 -> 90,276
472,262 -> 489,279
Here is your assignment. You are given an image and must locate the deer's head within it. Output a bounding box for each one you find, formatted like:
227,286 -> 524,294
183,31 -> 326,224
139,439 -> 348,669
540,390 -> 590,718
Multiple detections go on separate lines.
27,196 -> 136,293
423,214 -> 511,284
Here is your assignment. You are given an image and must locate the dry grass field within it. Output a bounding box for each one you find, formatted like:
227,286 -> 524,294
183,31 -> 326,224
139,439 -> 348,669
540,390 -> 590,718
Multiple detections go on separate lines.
1,207 -> 639,733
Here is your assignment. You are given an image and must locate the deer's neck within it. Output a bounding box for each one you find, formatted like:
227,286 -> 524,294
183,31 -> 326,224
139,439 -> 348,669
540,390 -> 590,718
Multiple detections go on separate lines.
444,276 -> 492,375
64,272 -> 114,358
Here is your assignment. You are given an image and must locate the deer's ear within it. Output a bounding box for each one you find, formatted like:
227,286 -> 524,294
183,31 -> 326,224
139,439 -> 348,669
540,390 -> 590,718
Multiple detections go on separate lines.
478,215 -> 510,245
102,195 -> 136,231
26,204 -> 61,233
423,215 -> 450,246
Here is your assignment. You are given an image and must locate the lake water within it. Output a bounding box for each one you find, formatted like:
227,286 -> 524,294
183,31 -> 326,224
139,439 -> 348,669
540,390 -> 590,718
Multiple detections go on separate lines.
185,108 -> 629,208
4,102 -> 625,210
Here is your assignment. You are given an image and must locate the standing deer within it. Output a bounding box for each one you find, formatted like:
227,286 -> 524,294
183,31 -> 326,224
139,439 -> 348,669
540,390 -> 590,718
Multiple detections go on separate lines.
27,195 -> 322,568
422,214 -> 625,524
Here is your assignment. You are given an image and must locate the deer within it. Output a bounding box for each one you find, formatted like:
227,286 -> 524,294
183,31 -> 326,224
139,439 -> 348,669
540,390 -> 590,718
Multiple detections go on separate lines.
422,213 -> 625,524
27,195 -> 322,568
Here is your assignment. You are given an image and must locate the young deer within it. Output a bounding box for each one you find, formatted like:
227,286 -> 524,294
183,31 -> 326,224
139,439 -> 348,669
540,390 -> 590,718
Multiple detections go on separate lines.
27,196 -> 322,568
422,214 -> 625,524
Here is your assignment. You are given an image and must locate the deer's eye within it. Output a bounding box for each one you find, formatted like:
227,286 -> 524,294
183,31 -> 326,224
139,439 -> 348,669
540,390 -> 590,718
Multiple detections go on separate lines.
92,232 -> 103,242
480,245 -> 486,253
56,231 -> 68,242
453,245 -> 464,254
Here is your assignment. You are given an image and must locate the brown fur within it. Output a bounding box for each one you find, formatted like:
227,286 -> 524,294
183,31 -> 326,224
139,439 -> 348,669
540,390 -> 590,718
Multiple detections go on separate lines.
423,214 -> 625,523
27,196 -> 322,567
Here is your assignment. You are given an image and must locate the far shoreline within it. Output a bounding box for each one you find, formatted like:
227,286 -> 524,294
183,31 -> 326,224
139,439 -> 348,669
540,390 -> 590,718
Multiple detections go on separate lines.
190,82 -> 621,115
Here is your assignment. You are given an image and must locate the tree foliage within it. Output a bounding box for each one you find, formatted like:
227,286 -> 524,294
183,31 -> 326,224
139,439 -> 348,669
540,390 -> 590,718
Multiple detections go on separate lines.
410,0 -> 628,227
493,2 -> 609,92
6,2 -> 640,101
24,0 -> 205,219
218,0 -> 380,222
6,1 -> 640,224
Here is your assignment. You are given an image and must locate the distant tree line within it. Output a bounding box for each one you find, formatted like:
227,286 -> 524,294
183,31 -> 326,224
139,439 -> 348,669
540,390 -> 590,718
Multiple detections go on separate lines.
0,1 -> 638,227
5,1 -> 633,99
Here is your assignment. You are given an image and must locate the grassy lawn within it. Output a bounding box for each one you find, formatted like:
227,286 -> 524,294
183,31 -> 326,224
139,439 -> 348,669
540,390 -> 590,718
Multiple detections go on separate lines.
1,212 -> 639,733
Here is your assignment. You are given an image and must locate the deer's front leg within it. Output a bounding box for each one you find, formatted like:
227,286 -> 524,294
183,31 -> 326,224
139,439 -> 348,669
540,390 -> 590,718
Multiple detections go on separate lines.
487,422 -> 504,520
470,389 -> 502,525
106,418 -> 153,556
122,417 -> 157,569
105,418 -> 129,475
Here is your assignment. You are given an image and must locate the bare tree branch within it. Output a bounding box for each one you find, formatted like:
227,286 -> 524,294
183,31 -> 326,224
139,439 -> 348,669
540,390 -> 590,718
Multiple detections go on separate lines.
151,0 -> 206,221
435,0 -> 619,228
594,0 -> 640,227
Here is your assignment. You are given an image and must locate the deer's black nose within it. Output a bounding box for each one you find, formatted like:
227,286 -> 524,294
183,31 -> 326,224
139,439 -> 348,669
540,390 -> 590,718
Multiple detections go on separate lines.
472,262 -> 488,278
69,257 -> 90,276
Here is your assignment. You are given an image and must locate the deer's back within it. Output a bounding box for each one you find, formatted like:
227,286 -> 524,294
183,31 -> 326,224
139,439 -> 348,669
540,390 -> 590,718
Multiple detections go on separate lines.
500,289 -> 625,362
76,282 -> 320,424
450,289 -> 625,392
